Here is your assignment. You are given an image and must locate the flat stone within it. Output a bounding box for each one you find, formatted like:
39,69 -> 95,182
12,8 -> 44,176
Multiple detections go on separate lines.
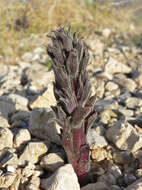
41,164 -> 80,190
0,128 -> 13,151
40,153 -> 64,172
105,57 -> 131,75
19,142 -> 48,165
29,108 -> 61,144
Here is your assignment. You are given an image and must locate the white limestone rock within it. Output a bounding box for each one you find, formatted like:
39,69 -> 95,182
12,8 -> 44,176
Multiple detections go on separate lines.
41,164 -> 80,190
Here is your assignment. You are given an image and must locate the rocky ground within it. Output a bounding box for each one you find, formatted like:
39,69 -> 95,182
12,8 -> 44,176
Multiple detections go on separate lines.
0,29 -> 142,190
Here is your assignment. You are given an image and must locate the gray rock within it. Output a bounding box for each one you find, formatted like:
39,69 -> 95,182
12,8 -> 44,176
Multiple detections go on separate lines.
134,150 -> 142,166
124,177 -> 142,190
113,151 -> 133,164
106,121 -> 142,152
10,111 -> 30,128
0,128 -> 13,151
41,164 -> 80,190
105,57 -> 131,75
108,163 -> 122,179
110,185 -> 121,190
95,98 -> 118,112
24,64 -> 53,93
117,92 -> 131,104
19,142 -> 48,165
0,94 -> 28,110
114,76 -> 136,92
98,172 -> 117,185
124,174 -> 136,186
0,65 -> 22,95
81,182 -> 109,190
29,108 -> 61,144
40,153 -> 65,172
0,101 -> 16,119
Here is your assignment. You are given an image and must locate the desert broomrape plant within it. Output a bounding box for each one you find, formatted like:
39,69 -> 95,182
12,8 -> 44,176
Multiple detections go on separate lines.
47,27 -> 96,185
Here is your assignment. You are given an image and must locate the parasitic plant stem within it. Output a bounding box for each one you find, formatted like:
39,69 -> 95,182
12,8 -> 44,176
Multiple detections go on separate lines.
47,27 -> 96,186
